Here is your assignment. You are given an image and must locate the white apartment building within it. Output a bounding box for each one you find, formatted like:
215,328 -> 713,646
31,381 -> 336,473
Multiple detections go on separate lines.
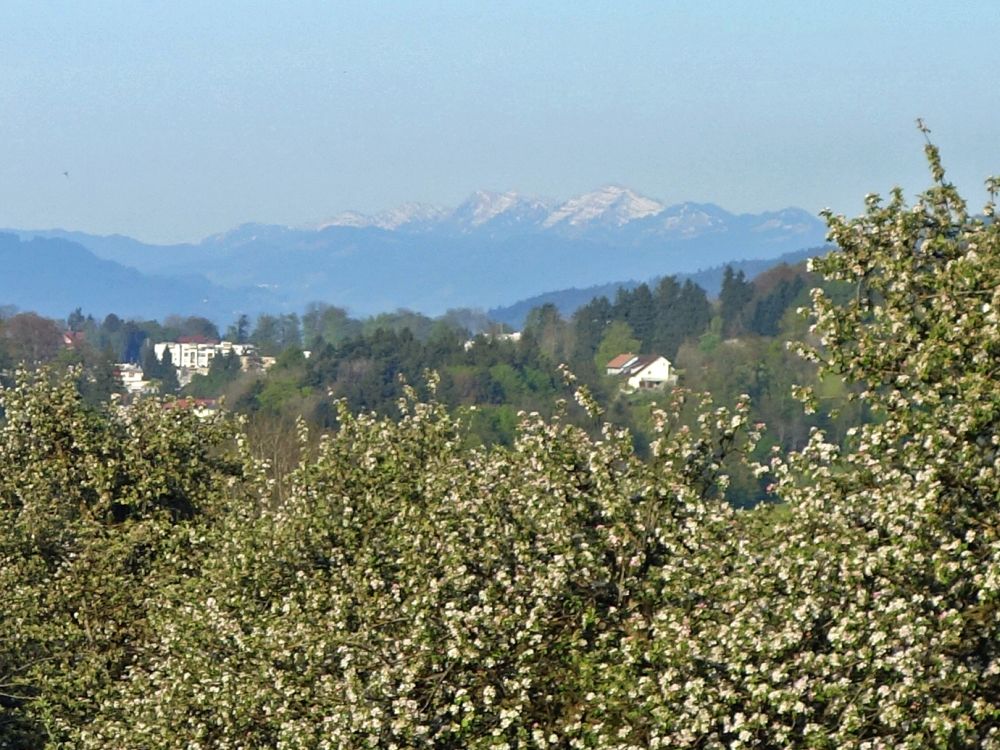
114,363 -> 157,396
154,339 -> 255,371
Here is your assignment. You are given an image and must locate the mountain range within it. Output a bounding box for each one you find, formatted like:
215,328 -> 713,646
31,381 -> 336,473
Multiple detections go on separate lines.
4,185 -> 830,323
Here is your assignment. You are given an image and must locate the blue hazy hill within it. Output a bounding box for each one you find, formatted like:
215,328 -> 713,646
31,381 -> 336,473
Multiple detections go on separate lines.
0,233 -> 279,323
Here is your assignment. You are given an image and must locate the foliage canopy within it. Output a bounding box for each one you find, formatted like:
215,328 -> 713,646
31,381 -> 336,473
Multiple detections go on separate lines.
2,144 -> 999,748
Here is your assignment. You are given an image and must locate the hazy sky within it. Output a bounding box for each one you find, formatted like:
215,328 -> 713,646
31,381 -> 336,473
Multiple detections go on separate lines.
1,1 -> 997,243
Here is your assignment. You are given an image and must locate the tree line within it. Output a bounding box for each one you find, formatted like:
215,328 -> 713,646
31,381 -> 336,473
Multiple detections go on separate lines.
2,247 -> 851,508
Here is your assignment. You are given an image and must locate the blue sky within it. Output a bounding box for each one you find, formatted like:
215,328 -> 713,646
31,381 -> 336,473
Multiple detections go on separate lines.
1,1 -> 997,243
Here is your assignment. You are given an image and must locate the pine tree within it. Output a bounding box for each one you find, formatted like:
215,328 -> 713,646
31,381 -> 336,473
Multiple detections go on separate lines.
718,266 -> 754,337
159,348 -> 180,394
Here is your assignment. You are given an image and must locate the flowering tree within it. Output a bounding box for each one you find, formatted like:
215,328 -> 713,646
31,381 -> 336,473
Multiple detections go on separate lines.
621,140 -> 1000,748
0,372 -> 254,747
2,142 -> 999,748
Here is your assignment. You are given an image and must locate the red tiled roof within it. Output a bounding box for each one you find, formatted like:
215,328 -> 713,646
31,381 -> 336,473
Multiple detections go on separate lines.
606,353 -> 637,369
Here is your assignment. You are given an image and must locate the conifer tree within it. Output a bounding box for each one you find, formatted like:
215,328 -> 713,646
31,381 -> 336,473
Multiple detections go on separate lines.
719,265 -> 754,336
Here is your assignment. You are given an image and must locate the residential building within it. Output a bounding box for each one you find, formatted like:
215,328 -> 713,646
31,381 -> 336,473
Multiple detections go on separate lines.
163,397 -> 220,419
606,352 -> 638,376
153,339 -> 260,385
624,355 -> 676,390
464,330 -> 522,351
606,353 -> 678,390
114,363 -> 158,397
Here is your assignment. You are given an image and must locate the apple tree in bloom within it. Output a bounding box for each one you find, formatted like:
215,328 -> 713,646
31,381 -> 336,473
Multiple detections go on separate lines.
1,140 -> 999,749
0,371 -> 256,748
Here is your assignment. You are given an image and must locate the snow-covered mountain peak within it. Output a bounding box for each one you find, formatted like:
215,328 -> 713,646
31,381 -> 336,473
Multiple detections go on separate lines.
654,202 -> 731,235
543,185 -> 665,229
311,191 -> 825,243
468,191 -> 521,224
318,203 -> 448,231
371,202 -> 448,230
317,211 -> 370,230
451,190 -> 553,228
748,207 -> 821,235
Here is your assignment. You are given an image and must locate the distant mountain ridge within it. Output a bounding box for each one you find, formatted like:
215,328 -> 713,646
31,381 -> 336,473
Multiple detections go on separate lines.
312,184 -> 823,243
6,185 -> 829,321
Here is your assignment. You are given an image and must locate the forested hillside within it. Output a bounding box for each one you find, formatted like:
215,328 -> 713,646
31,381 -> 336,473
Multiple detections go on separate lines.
2,147 -> 1000,748
485,245 -> 821,329
194,259 -> 852,507
0,248 -> 853,508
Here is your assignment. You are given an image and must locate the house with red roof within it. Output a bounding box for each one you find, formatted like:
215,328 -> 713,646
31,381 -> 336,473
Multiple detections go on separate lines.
606,353 -> 677,390
605,352 -> 638,375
